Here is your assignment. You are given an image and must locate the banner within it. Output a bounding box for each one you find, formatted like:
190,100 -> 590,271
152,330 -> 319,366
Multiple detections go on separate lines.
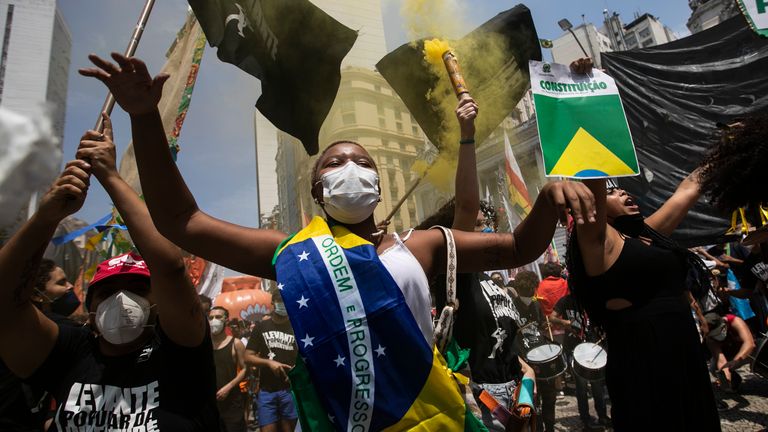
376,5 -> 541,149
119,12 -> 206,193
601,16 -> 768,245
188,0 -> 357,155
737,0 -> 768,37
529,60 -> 639,179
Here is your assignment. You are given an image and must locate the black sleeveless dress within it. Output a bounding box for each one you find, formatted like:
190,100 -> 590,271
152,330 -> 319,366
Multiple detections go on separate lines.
578,237 -> 720,431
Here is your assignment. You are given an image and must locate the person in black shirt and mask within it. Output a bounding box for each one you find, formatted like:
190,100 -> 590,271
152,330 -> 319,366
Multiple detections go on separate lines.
0,114 -> 220,432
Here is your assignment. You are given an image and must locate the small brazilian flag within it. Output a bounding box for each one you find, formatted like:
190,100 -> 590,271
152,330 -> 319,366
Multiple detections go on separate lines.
539,38 -> 553,48
529,60 -> 639,179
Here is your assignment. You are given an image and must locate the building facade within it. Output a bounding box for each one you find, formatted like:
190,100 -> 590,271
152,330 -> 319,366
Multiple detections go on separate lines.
687,0 -> 740,34
0,0 -> 70,142
550,23 -> 613,68
621,13 -> 678,50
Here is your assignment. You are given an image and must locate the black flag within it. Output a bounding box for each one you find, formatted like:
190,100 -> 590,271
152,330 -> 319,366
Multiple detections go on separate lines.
188,0 -> 357,155
602,16 -> 768,245
376,5 -> 541,148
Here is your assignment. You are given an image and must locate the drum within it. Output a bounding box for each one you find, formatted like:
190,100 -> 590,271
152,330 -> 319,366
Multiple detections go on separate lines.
525,343 -> 567,381
572,342 -> 607,381
751,337 -> 768,380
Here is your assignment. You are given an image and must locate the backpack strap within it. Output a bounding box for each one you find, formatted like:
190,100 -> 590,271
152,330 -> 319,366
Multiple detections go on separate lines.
431,225 -> 457,353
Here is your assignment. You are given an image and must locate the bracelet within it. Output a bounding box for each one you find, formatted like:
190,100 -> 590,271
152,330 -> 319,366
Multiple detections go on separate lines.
459,138 -> 475,145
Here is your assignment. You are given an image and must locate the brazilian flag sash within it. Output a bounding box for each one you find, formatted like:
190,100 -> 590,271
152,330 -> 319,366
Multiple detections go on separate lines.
273,217 -> 485,431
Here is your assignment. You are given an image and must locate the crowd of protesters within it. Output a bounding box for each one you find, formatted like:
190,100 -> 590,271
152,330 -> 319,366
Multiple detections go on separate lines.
0,50 -> 766,432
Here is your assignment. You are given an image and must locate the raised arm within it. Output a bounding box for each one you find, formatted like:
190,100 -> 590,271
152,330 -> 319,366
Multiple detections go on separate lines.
0,161 -> 90,377
77,115 -> 204,347
407,180 -> 595,277
79,53 -> 286,279
451,96 -> 480,231
645,168 -> 703,237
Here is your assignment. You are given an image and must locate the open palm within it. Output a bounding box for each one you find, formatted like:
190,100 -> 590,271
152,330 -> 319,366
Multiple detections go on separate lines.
79,53 -> 169,115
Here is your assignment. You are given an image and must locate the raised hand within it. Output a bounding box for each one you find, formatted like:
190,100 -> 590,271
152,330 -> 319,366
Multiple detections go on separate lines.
76,112 -> 118,182
455,96 -> 478,140
79,53 -> 169,115
569,57 -> 594,75
541,181 -> 596,226
38,160 -> 91,224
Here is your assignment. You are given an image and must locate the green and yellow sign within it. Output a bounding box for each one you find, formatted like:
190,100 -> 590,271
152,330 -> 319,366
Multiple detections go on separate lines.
529,60 -> 639,179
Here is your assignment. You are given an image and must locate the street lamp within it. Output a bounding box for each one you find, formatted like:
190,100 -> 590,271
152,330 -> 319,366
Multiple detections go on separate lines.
558,18 -> 589,58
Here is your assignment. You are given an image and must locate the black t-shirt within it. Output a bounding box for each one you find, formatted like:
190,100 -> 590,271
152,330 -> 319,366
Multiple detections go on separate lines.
553,295 -> 584,352
0,313 -> 79,431
246,318 -> 297,392
438,273 -> 523,384
26,322 -> 220,432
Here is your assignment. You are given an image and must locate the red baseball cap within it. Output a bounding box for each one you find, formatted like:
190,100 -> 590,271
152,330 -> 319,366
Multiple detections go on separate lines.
86,252 -> 151,309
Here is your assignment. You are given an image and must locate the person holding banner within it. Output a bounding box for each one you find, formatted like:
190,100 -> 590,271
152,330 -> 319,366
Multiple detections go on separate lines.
0,116 -> 221,431
562,90 -> 720,431
80,52 -> 596,431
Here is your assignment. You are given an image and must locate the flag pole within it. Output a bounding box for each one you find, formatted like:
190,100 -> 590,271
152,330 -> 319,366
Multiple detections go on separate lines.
94,0 -> 157,132
382,171 -> 426,225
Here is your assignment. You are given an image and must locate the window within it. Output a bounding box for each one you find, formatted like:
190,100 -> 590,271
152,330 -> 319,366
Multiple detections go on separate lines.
396,122 -> 403,132
378,117 -> 386,128
638,27 -> 651,39
377,105 -> 384,116
339,100 -> 354,112
374,84 -> 381,92
394,109 -> 402,120
342,113 -> 355,125
411,125 -> 419,136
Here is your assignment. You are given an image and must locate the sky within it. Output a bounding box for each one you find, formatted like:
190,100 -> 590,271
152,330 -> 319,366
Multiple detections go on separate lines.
56,0 -> 694,272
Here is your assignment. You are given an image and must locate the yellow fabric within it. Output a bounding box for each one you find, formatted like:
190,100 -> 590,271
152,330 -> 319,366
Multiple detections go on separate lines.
382,348 -> 466,432
277,216 -> 373,256
760,204 -> 768,226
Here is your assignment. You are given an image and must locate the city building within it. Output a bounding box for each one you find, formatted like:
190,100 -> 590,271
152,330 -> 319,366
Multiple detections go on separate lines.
550,23 -> 613,68
551,11 -> 678,67
620,13 -> 678,50
687,0 -> 740,34
0,0 -> 71,142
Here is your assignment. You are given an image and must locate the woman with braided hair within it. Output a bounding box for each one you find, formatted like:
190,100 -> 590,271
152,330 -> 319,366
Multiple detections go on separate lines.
566,173 -> 720,430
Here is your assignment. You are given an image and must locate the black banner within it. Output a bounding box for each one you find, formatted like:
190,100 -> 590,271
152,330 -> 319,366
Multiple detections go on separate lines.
376,5 -> 541,149
602,16 -> 768,246
188,0 -> 357,155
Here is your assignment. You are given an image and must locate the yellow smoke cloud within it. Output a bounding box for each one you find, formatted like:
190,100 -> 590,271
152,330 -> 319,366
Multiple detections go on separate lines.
424,39 -> 452,66
400,0 -> 524,193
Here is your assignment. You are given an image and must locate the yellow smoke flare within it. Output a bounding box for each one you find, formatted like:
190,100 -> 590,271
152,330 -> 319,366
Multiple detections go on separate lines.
424,39 -> 452,66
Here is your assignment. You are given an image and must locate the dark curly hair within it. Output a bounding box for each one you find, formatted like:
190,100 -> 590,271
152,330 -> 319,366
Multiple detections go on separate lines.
414,198 -> 497,230
511,270 -> 539,297
700,114 -> 768,212
34,259 -> 57,293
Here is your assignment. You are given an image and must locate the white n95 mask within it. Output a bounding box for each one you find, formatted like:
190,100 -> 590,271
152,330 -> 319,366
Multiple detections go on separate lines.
321,161 -> 380,224
210,318 -> 225,335
95,290 -> 151,345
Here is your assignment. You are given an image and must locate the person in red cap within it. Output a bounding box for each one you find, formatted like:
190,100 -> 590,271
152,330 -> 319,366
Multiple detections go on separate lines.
0,114 -> 220,431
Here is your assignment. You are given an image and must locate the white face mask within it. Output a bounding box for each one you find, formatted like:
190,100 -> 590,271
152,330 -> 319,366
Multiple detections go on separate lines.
95,290 -> 151,345
321,161 -> 380,224
210,318 -> 225,334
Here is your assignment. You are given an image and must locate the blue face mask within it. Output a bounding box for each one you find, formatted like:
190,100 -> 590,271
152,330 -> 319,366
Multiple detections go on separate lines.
39,289 -> 81,316
482,227 -> 494,233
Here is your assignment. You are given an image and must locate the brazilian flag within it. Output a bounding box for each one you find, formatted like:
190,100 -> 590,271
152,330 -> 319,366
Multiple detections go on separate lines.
529,60 -> 639,178
188,0 -> 357,155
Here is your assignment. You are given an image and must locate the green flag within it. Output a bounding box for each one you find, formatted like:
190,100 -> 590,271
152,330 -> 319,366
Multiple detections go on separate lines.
736,0 -> 768,37
529,60 -> 639,179
188,0 -> 357,155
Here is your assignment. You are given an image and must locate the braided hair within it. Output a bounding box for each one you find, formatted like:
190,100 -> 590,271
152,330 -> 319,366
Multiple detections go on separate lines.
566,219 -> 711,326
